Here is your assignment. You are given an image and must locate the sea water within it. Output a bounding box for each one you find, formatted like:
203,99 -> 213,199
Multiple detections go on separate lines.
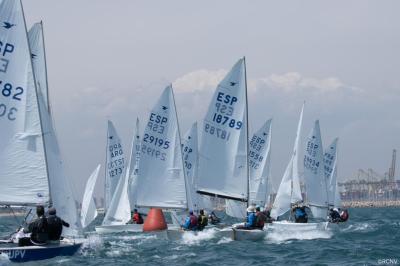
0,207 -> 399,266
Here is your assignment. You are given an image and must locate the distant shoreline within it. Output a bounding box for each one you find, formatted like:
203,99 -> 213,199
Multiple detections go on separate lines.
342,200 -> 400,208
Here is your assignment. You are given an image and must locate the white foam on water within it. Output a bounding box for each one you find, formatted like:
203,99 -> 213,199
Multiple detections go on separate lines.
180,228 -> 217,245
341,222 -> 375,233
266,227 -> 333,243
217,237 -> 233,244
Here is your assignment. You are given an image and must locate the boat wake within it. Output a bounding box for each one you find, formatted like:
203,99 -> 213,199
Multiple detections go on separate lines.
180,228 -> 218,245
266,228 -> 333,243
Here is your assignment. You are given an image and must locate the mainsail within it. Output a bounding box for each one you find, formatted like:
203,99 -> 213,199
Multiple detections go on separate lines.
303,120 -> 328,219
197,58 -> 248,201
271,104 -> 304,219
0,0 -> 49,206
104,120 -> 125,211
226,119 -> 272,218
81,164 -> 100,228
324,138 -> 341,207
134,86 -> 187,209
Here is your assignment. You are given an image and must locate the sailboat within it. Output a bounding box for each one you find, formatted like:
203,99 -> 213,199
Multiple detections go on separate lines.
324,138 -> 341,209
270,116 -> 329,233
226,119 -> 272,219
133,85 -> 188,233
81,164 -> 101,229
95,121 -> 140,233
0,1 -> 81,262
103,120 -> 126,213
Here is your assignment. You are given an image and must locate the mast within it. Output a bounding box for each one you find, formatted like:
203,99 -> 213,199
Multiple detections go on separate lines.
243,57 -> 250,207
170,84 -> 189,210
22,1 -> 52,207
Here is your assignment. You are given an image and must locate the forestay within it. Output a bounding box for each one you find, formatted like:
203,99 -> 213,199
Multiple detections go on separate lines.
271,104 -> 304,219
105,120 -> 125,211
81,164 -> 100,228
324,138 -> 341,207
0,0 -> 49,206
134,86 -> 187,209
303,120 -> 328,219
197,58 -> 248,201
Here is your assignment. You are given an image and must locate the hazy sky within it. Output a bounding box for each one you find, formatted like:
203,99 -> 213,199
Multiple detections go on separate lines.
22,0 -> 400,201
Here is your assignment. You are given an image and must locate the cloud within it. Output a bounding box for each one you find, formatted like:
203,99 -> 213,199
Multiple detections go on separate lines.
173,69 -> 227,93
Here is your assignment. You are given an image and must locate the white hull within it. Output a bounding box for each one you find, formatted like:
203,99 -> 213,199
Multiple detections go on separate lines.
166,225 -> 231,241
95,223 -> 179,234
231,228 -> 266,241
95,224 -> 143,233
269,221 -> 329,231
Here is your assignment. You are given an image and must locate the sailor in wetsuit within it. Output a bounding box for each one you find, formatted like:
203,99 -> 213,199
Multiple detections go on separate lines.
46,207 -> 70,241
20,205 -> 48,246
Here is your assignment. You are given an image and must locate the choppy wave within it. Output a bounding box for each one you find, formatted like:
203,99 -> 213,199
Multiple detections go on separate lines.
0,208 -> 399,265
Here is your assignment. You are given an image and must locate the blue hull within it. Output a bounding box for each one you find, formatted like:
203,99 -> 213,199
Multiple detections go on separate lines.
0,242 -> 82,263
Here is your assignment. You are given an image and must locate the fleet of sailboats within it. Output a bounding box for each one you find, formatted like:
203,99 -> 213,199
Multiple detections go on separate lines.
0,0 -> 348,261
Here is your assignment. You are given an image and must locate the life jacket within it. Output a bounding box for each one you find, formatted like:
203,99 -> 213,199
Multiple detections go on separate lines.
256,211 -> 265,228
295,208 -> 306,218
246,212 -> 257,228
340,210 -> 349,222
190,214 -> 198,227
198,215 -> 208,228
133,213 -> 143,224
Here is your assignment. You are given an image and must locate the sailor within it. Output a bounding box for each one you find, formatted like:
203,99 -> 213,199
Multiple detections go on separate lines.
263,208 -> 274,224
182,210 -> 198,231
46,207 -> 70,241
292,204 -> 308,223
328,208 -> 341,223
339,209 -> 349,222
255,206 -> 266,229
244,205 -> 257,229
129,209 -> 144,224
20,205 -> 49,246
208,211 -> 221,225
197,209 -> 208,230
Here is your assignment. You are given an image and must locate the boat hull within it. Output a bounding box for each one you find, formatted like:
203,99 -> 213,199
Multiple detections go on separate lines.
95,224 -> 143,233
95,223 -> 179,234
231,228 -> 266,241
0,242 -> 82,262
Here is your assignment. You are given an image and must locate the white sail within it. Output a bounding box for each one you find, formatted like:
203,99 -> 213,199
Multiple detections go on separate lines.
197,58 -> 248,201
181,123 -> 197,211
226,119 -> 272,218
324,138 -> 341,207
134,85 -> 187,209
128,118 -> 141,208
271,155 -> 294,219
27,22 -> 48,111
102,160 -> 131,225
105,120 -> 125,211
250,119 -> 272,206
37,90 -> 81,234
29,22 -> 81,235
81,164 -> 100,228
303,120 -> 328,219
271,104 -> 304,219
0,0 -> 50,205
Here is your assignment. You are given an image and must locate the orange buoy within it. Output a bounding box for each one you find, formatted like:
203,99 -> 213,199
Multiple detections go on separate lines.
143,208 -> 168,232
